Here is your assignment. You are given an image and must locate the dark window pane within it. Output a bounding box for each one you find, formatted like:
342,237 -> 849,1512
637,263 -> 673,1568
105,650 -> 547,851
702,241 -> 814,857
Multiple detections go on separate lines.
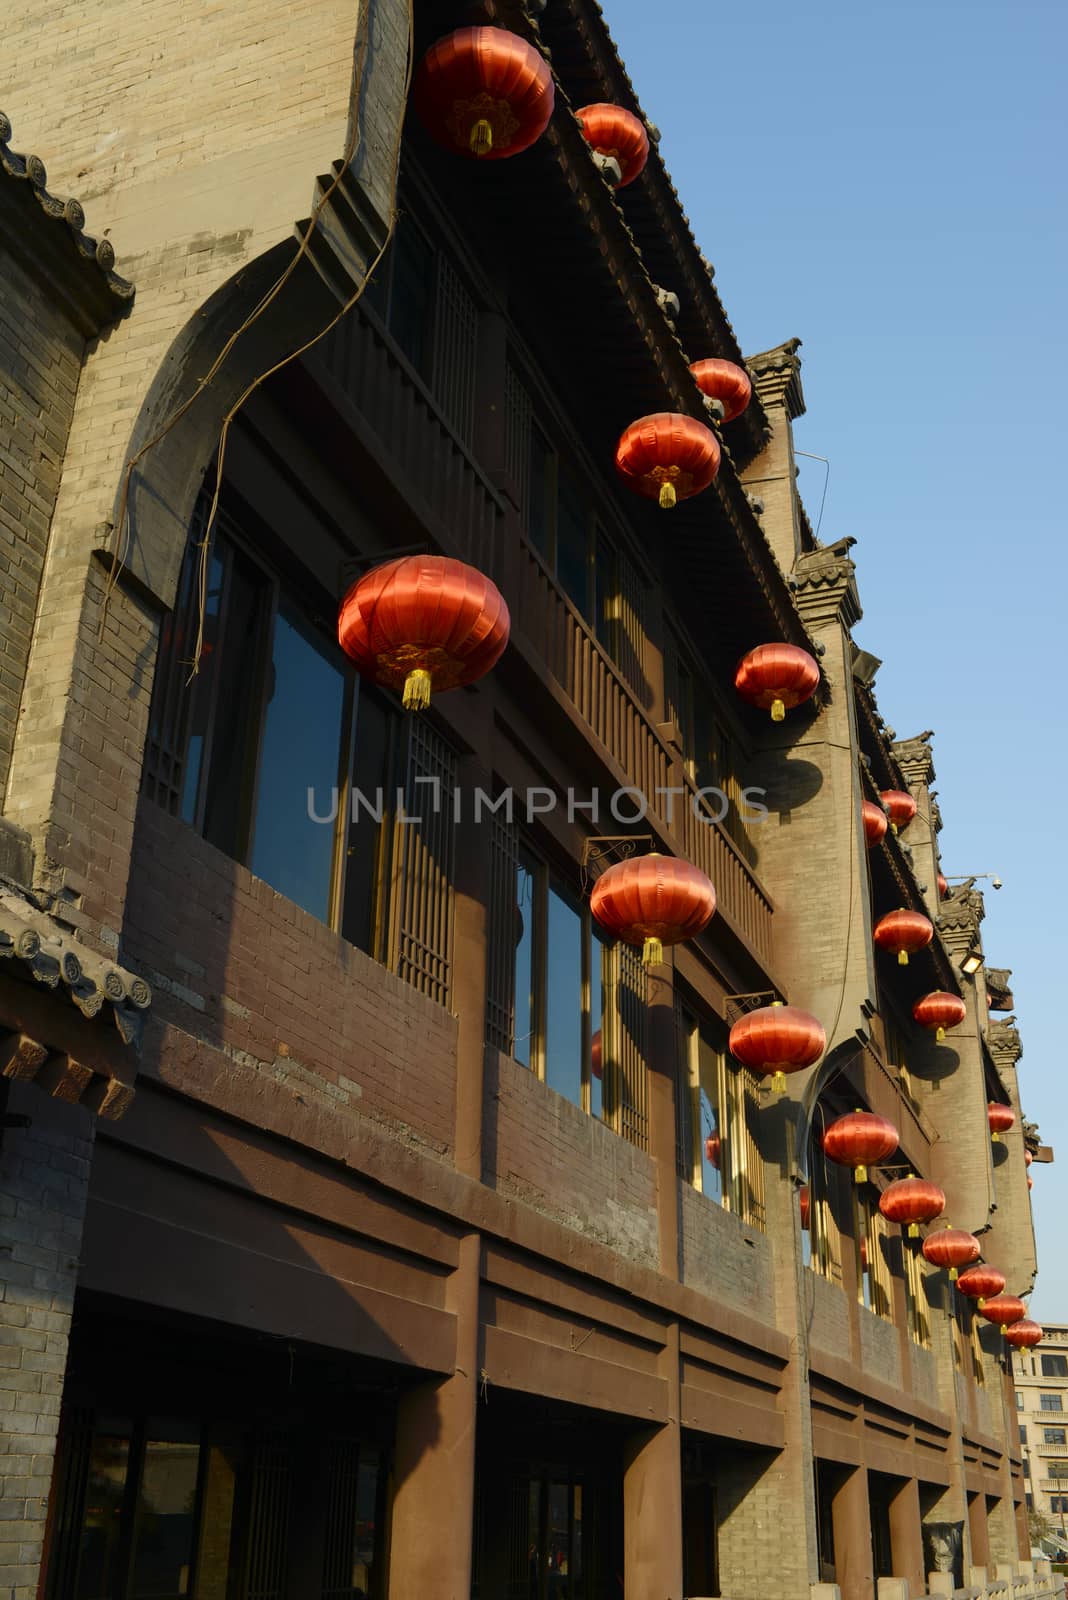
249,606 -> 347,923
556,471 -> 589,615
341,684 -> 394,956
129,1427 -> 201,1599
528,426 -> 554,559
513,854 -> 538,1069
389,219 -> 435,378
1043,1355 -> 1068,1377
594,532 -> 618,657
545,885 -> 583,1108
202,547 -> 269,860
590,929 -> 608,1122
698,1029 -> 723,1205
76,1422 -> 132,1600
179,547 -> 226,826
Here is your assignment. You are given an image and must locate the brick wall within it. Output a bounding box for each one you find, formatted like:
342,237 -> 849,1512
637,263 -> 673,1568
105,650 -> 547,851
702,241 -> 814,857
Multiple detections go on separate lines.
911,1341 -> 941,1409
0,1086 -> 93,1600
679,1183 -> 775,1323
805,1268 -> 853,1358
0,228 -> 83,802
484,1051 -> 659,1267
123,799 -> 459,1158
860,1302 -> 903,1390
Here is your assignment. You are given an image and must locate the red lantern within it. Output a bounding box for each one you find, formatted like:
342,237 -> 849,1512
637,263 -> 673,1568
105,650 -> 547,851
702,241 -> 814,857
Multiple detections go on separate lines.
862,800 -> 888,848
873,909 -> 933,967
1005,1320 -> 1043,1349
988,1103 -> 1015,1142
912,991 -> 967,1042
614,413 -> 720,510
922,1226 -> 981,1280
734,644 -> 820,723
591,1028 -> 603,1080
1028,1176 -> 1034,1190
414,27 -> 555,159
979,1294 -> 1027,1329
689,358 -> 753,422
1025,1150 -> 1033,1167
880,789 -> 917,833
956,1265 -> 1006,1303
729,1003 -> 825,1095
590,853 -> 715,969
878,1174 -> 945,1238
822,1111 -> 899,1184
704,1133 -> 721,1169
799,1184 -> 811,1230
937,872 -> 949,899
338,555 -> 510,710
575,103 -> 649,186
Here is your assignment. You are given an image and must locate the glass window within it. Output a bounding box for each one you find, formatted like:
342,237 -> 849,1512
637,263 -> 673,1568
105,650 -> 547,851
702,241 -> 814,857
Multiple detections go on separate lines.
1043,1355 -> 1068,1377
76,1420 -> 133,1600
555,471 -> 590,616
200,544 -> 270,859
545,885 -> 584,1109
129,1424 -> 201,1599
512,848 -> 539,1072
250,606 -> 347,923
1045,1428 -> 1067,1446
388,216 -> 436,378
341,684 -> 395,957
1041,1394 -> 1064,1412
528,425 -> 554,560
697,1027 -> 724,1207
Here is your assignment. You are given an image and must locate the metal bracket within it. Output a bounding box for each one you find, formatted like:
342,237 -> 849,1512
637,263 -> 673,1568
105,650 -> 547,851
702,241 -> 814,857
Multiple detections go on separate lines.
724,990 -> 777,1024
579,834 -> 653,893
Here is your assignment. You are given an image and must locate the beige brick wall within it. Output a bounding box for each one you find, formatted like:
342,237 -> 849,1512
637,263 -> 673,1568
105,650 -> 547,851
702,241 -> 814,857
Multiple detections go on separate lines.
678,1182 -> 775,1323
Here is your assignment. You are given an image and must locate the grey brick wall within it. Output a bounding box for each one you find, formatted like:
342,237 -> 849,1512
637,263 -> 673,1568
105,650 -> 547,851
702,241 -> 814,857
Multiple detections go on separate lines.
0,234 -> 84,802
0,1084 -> 93,1600
679,1182 -> 775,1323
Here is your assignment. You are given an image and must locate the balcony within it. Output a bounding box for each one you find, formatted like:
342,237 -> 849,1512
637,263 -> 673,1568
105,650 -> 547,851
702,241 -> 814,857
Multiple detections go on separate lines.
1036,1444 -> 1068,1459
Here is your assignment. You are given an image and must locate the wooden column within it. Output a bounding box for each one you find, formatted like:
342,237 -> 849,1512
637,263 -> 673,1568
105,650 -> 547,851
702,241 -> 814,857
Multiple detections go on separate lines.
831,1467 -> 875,1600
967,1491 -> 990,1570
888,1475 -> 925,1593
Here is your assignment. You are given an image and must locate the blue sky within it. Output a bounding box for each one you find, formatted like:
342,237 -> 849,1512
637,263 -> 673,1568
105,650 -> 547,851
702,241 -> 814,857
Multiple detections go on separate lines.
601,0 -> 1067,1314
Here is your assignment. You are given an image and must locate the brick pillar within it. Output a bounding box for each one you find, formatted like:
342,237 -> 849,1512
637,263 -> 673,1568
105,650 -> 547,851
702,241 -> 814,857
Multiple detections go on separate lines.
388,750 -> 488,1600
968,1491 -> 991,1569
623,1411 -> 683,1600
888,1477 -> 925,1593
0,1082 -> 93,1600
831,1467 -> 875,1600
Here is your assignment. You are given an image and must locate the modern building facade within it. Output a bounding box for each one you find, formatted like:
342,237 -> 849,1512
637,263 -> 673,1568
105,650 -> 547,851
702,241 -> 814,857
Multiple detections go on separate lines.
0,3 -> 1058,1599
1017,1324 -> 1068,1552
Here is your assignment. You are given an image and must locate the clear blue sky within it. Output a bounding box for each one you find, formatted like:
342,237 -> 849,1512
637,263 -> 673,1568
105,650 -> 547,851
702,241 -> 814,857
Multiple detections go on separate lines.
602,0 -> 1067,1315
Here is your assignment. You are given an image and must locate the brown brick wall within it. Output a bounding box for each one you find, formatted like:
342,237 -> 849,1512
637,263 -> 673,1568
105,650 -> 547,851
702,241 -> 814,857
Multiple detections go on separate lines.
484,1051 -> 659,1267
805,1269 -> 853,1359
860,1302 -> 903,1391
123,799 -> 458,1158
0,236 -> 83,802
678,1183 -> 775,1323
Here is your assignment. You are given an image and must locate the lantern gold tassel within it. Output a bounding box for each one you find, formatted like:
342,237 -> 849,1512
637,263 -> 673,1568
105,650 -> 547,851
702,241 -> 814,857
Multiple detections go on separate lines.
855,1164 -> 867,1185
772,1070 -> 787,1095
950,1267 -> 959,1281
898,950 -> 908,966
978,1297 -> 987,1309
991,1131 -> 1000,1143
402,668 -> 433,711
470,118 -> 494,156
659,481 -> 677,510
936,1026 -> 945,1042
908,1222 -> 919,1239
771,697 -> 786,722
642,936 -> 664,969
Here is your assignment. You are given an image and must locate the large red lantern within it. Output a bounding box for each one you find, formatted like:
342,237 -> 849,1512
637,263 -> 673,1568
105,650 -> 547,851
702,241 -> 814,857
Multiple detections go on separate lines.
956,1264 -> 1005,1303
590,853 -> 715,969
414,27 -> 555,159
729,1003 -> 825,1096
912,991 -> 966,1042
689,358 -> 753,422
1004,1320 -> 1043,1349
1028,1176 -> 1034,1190
922,1226 -> 981,1280
937,872 -> 949,899
591,1029 -> 603,1080
979,1294 -> 1027,1329
862,800 -> 888,848
878,1174 -> 945,1238
704,1133 -> 721,1169
734,644 -> 820,723
614,413 -> 720,510
988,1103 -> 1015,1142
1025,1150 -> 1033,1167
338,554 -> 510,710
822,1111 -> 899,1184
799,1184 -> 811,1230
575,103 -> 649,186
880,789 -> 917,833
873,909 -> 933,967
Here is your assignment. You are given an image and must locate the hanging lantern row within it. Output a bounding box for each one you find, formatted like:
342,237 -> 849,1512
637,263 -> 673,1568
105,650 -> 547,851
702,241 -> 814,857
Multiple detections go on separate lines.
822,1111 -> 899,1184
912,990 -> 966,1042
956,1265 -> 1005,1303
873,909 -> 934,966
338,555 -> 510,710
988,1102 -> 1015,1142
922,1226 -> 980,1280
576,103 -> 649,186
862,800 -> 888,848
690,358 -> 753,422
729,1002 -> 825,1095
980,1294 -> 1027,1330
589,853 -> 716,969
615,413 -> 720,510
734,644 -> 820,723
1005,1320 -> 1043,1349
415,27 -> 555,159
880,788 -> 917,833
878,1173 -> 945,1238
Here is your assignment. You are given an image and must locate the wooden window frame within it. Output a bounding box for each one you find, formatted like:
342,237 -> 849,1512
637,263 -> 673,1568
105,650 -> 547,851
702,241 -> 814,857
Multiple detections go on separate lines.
903,1237 -> 932,1348
675,998 -> 765,1232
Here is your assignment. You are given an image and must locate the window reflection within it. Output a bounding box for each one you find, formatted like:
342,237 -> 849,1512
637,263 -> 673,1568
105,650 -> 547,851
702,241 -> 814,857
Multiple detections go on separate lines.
76,1421 -> 131,1600
545,887 -> 583,1108
129,1426 -> 201,1599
